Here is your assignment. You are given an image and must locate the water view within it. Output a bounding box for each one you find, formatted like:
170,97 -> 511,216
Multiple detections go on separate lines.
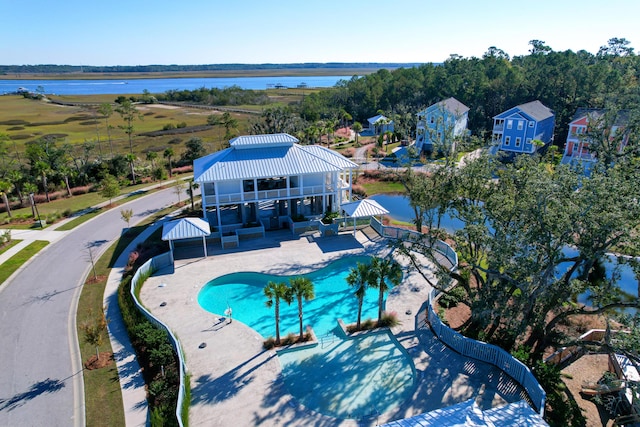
370,194 -> 639,303
0,75 -> 353,96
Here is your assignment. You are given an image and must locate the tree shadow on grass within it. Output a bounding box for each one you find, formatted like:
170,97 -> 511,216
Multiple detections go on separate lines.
0,378 -> 65,412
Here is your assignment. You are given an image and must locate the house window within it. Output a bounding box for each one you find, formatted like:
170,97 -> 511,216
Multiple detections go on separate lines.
526,138 -> 532,145
505,136 -> 511,146
515,137 -> 521,147
429,115 -> 435,124
529,121 -> 534,127
517,121 -> 524,130
507,120 -> 513,129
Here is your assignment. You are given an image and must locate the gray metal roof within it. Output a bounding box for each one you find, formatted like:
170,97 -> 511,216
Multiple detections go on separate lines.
230,133 -> 298,149
193,134 -> 358,183
341,199 -> 389,218
516,100 -> 554,121
162,217 -> 211,241
438,97 -> 470,114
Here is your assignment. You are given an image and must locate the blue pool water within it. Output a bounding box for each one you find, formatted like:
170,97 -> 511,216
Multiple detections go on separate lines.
197,255 -> 380,337
197,255 -> 416,419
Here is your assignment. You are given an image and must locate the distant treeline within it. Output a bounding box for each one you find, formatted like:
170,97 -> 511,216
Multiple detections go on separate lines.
0,63 -> 426,75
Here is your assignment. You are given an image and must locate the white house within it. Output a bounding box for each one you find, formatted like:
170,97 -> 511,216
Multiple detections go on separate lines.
193,133 -> 358,232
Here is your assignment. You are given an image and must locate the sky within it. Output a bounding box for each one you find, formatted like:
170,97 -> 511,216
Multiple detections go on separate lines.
1,0 -> 640,66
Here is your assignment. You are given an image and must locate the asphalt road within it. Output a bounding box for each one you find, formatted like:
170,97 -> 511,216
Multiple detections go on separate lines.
0,187 -> 179,427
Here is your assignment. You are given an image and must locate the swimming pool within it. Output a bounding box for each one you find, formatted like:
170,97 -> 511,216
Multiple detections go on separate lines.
197,255 -> 417,420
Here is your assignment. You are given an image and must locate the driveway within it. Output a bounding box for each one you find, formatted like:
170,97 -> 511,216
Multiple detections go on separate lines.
0,187 -> 179,427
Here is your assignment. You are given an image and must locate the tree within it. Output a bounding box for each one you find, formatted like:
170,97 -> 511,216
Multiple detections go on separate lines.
346,261 -> 374,329
173,179 -> 186,204
146,151 -> 158,170
115,99 -> 142,154
98,103 -> 114,156
288,277 -> 315,340
402,154 -> 640,364
163,148 -> 175,178
597,37 -> 635,57
179,137 -> 206,165
264,281 -> 293,345
120,208 -> 134,228
23,182 -> 37,217
100,174 -> 120,205
80,309 -> 108,361
221,112 -> 239,141
125,153 -> 137,184
370,256 -> 403,322
0,180 -> 13,218
187,179 -> 199,210
352,121 -> 363,146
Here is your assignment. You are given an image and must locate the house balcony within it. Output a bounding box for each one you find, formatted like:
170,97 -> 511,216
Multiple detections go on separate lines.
204,184 -> 340,206
493,124 -> 504,132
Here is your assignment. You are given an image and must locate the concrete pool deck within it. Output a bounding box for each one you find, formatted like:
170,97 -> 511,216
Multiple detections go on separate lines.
140,228 -> 527,426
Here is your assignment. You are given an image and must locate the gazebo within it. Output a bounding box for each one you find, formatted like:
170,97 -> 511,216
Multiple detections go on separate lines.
341,199 -> 389,235
162,217 -> 211,261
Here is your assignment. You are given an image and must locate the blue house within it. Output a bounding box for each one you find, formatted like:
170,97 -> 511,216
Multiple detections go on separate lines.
367,114 -> 394,135
415,97 -> 469,154
492,100 -> 555,155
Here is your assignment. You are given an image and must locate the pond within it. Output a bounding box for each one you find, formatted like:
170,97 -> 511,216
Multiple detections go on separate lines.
369,193 -> 639,306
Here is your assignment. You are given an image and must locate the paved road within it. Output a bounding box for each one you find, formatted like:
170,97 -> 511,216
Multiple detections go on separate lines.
0,187 -> 179,427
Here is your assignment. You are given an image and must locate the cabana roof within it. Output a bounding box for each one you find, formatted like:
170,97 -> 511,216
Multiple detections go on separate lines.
162,217 -> 211,241
341,199 -> 389,218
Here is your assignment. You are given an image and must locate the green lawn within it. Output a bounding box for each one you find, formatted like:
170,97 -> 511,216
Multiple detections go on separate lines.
360,180 -> 406,195
0,240 -> 49,285
0,239 -> 21,256
78,203 -> 177,427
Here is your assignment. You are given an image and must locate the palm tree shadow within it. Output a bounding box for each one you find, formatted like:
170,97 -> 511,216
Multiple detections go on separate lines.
0,378 -> 66,412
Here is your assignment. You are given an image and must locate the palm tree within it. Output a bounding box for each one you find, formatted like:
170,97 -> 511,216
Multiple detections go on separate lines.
146,151 -> 158,170
346,261 -> 374,330
370,256 -> 403,322
288,277 -> 315,340
264,281 -> 293,345
163,148 -> 175,178
352,121 -> 363,146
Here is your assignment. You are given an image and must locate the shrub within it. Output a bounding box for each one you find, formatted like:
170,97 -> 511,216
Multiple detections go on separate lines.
263,337 -> 276,349
341,147 -> 355,158
152,167 -> 168,181
351,185 -> 367,198
438,285 -> 466,308
162,123 -> 176,131
171,165 -> 193,175
176,122 -> 187,128
378,311 -> 400,328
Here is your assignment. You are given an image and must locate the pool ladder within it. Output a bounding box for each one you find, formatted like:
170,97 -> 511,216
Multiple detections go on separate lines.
319,332 -> 340,348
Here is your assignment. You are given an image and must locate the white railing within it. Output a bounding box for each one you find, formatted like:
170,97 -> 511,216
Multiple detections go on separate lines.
424,289 -> 546,416
367,217 -> 544,415
204,185 -> 329,206
130,253 -> 187,427
369,217 -> 458,270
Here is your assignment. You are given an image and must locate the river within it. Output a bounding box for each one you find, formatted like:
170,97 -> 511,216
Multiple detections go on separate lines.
0,75 -> 353,96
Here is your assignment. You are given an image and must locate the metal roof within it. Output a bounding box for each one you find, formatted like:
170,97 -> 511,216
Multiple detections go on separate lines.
193,134 -> 358,183
438,97 -> 470,114
341,199 -> 389,218
368,114 -> 393,125
494,100 -> 554,121
161,217 -> 211,241
229,133 -> 298,149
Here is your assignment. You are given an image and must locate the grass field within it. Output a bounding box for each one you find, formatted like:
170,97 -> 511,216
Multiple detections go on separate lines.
0,95 -> 251,158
